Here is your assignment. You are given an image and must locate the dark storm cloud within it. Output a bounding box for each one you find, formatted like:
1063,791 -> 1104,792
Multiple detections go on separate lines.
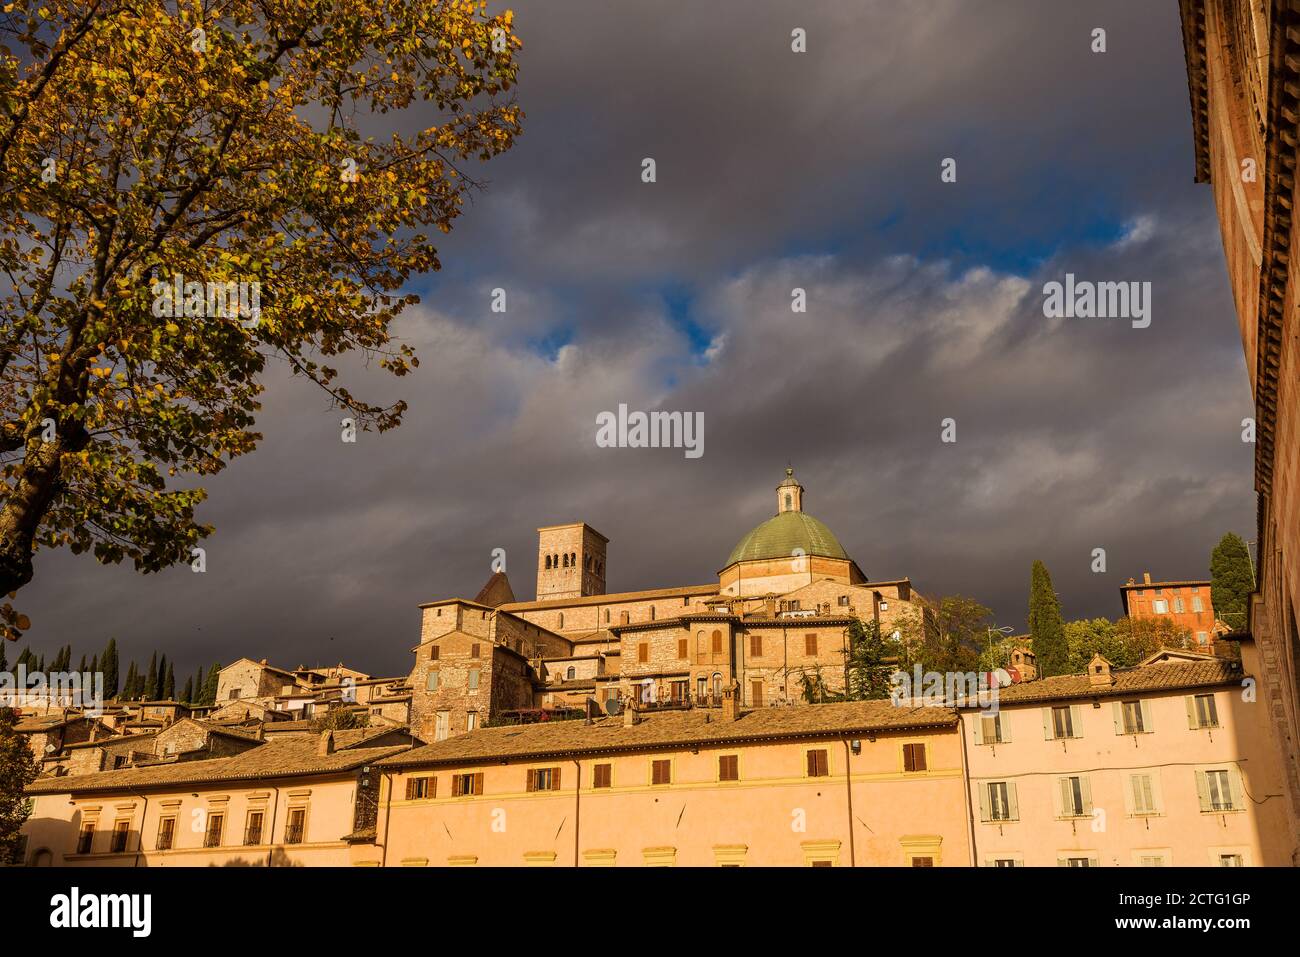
15,1 -> 1255,678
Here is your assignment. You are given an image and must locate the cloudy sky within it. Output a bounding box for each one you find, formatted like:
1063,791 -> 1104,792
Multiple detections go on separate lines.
17,0 -> 1255,679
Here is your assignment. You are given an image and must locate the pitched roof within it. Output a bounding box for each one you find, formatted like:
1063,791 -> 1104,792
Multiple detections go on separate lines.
974,659 -> 1243,707
27,738 -> 404,795
378,699 -> 956,769
499,584 -> 718,612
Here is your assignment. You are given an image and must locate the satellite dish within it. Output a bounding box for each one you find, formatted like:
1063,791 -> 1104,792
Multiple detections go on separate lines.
602,698 -> 622,716
44,743 -> 57,754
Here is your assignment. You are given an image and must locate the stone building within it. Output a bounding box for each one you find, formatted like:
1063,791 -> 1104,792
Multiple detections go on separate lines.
1178,0 -> 1300,862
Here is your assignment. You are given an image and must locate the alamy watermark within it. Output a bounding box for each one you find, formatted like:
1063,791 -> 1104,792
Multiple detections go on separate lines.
151,273 -> 261,328
0,666 -> 105,716
595,403 -> 704,459
1042,273 -> 1150,329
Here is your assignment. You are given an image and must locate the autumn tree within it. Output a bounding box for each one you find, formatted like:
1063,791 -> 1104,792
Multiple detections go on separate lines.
0,0 -> 523,638
0,706 -> 38,863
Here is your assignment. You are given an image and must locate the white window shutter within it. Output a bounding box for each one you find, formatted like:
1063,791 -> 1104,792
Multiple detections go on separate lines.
1139,699 -> 1154,732
1007,782 -> 1019,821
1185,695 -> 1198,729
1000,713 -> 1012,744
978,783 -> 990,821
1056,857 -> 1068,867
1195,770 -> 1211,812
1112,701 -> 1123,735
972,716 -> 984,745
1123,775 -> 1137,815
1070,705 -> 1084,738
1081,776 -> 1093,814
1151,771 -> 1163,813
1229,767 -> 1245,810
1088,856 -> 1100,868
1042,708 -> 1054,740
1058,777 -> 1071,816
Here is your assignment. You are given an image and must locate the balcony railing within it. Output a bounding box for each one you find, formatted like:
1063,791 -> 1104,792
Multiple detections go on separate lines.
203,831 -> 222,848
285,824 -> 305,845
244,826 -> 263,846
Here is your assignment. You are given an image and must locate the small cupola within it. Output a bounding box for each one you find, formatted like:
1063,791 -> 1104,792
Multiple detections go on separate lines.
777,467 -> 804,514
1088,654 -> 1115,687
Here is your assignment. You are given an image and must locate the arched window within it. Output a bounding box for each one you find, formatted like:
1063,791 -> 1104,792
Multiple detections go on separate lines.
566,666 -> 576,680
545,555 -> 552,569
562,554 -> 569,568
619,611 -> 630,625
649,606 -> 656,621
604,609 -> 610,623
558,612 -> 565,629
570,552 -> 577,566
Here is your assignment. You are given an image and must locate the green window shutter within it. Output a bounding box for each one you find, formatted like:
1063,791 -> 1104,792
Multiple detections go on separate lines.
1070,705 -> 1084,738
1185,696 -> 1199,729
1112,701 -> 1123,735
972,716 -> 984,745
1139,699 -> 1154,733
977,783 -> 990,822
1007,782 -> 1019,821
1195,770 -> 1211,812
1081,776 -> 1093,814
1042,708 -> 1054,740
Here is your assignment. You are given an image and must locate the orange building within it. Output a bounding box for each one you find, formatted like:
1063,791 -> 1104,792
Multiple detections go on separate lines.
1120,572 -> 1219,649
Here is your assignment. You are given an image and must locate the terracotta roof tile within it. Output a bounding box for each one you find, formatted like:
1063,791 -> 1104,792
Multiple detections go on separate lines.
984,659 -> 1243,706
379,699 -> 955,769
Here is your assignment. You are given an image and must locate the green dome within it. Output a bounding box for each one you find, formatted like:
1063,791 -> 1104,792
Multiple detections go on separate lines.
725,511 -> 849,566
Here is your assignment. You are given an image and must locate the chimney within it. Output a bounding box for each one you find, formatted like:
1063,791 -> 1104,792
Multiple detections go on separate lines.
622,696 -> 640,727
317,730 -> 335,756
722,681 -> 741,722
1142,572 -> 1151,584
763,597 -> 776,618
1088,654 -> 1115,687
255,721 -> 265,741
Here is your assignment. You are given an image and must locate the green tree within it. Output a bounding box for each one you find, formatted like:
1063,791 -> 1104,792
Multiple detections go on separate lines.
200,663 -> 221,706
893,595 -> 987,675
163,661 -> 175,700
122,661 -> 138,700
0,707 -> 39,863
843,618 -> 901,701
101,638 -> 119,698
0,0 -> 524,641
142,652 -> 158,700
1210,533 -> 1254,632
311,709 -> 369,733
1029,560 -> 1068,677
180,675 -> 193,705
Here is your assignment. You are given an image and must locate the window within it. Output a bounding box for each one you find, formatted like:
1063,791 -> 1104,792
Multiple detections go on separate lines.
711,630 -> 723,653
806,749 -> 829,778
991,858 -> 1020,867
545,555 -> 552,569
110,821 -> 130,854
204,812 -> 224,848
1118,700 -> 1148,734
1188,694 -> 1219,729
1153,599 -> 1169,614
76,823 -> 94,855
466,711 -> 479,732
435,711 -> 449,741
750,679 -> 764,707
651,760 -> 672,785
558,613 -> 565,629
593,764 -> 612,788
910,856 -> 933,867
838,595 -> 849,606
406,777 -> 434,800
678,638 -> 688,659
1129,773 -> 1158,815
452,773 -> 484,797
1197,631 -> 1208,645
1218,853 -> 1244,867
425,671 -> 439,691
879,601 -> 889,611
981,782 -> 1017,822
467,668 -> 480,691
1062,857 -> 1095,868
1048,705 -> 1075,739
1198,769 -> 1238,812
903,743 -> 927,773
562,554 -> 569,567
429,646 -> 440,661
977,712 -> 1005,744
565,666 -> 576,680
229,688 -> 242,700
750,634 -> 762,656
156,817 -> 176,851
1058,775 -> 1091,817
1173,597 -> 1185,613
285,807 -> 306,844
1138,854 -> 1166,867
527,767 -> 561,792
805,633 -> 817,655
638,643 -> 649,663
244,810 -> 264,845
719,755 -> 739,782
1192,596 -> 1204,613
471,643 -> 480,658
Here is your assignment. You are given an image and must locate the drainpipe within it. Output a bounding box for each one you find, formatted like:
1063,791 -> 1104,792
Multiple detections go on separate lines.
841,740 -> 856,867
131,792 -> 149,868
265,785 -> 280,867
572,758 -> 582,867
379,769 -> 394,868
957,714 -> 978,867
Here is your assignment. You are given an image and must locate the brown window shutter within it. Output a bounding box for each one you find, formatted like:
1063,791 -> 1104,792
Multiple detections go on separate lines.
452,776 -> 461,797
904,745 -> 915,772
751,634 -> 762,656
805,634 -> 817,655
638,643 -> 648,663
711,630 -> 723,653
405,779 -> 417,800
471,643 -> 480,658
474,773 -> 484,795
430,777 -> 437,798
526,770 -> 536,792
430,646 -> 439,660
807,750 -> 816,776
914,744 -> 927,771
678,638 -> 688,658
553,767 -> 561,790
594,764 -> 611,788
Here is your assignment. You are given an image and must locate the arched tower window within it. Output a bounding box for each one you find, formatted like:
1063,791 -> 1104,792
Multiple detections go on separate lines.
545,555 -> 552,569
566,666 -> 576,680
562,554 -> 569,568
649,606 -> 656,621
570,552 -> 577,567
558,612 -> 565,629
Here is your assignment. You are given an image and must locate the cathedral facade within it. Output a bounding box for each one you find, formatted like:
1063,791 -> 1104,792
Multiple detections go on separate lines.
407,469 -> 923,742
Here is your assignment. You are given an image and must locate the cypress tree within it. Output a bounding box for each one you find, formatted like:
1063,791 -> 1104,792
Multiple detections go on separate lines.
123,661 -> 138,700
0,642 -> 6,672
77,654 -> 86,673
102,638 -> 119,698
181,676 -> 193,705
1029,560 -> 1069,677
89,654 -> 98,678
142,652 -> 158,700
156,654 -> 168,699
1210,532 -> 1254,632
163,661 -> 175,700
191,668 -> 203,705
200,663 -> 221,706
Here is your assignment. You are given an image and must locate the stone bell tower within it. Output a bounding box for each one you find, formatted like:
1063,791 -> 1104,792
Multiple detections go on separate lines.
536,523 -> 608,600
